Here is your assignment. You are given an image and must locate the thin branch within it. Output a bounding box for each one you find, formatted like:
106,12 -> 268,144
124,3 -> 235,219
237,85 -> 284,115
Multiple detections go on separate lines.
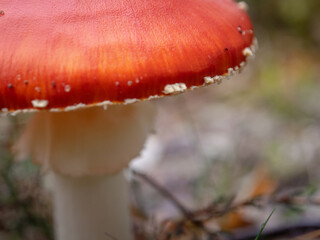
132,169 -> 221,239
131,169 -> 192,219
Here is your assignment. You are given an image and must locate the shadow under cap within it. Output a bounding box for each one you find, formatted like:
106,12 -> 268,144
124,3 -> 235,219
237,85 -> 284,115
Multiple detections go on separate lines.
14,102 -> 156,176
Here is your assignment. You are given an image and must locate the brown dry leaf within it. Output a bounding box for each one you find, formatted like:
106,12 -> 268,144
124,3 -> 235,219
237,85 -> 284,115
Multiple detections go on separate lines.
217,166 -> 277,231
157,219 -> 204,240
247,165 -> 277,199
216,211 -> 251,231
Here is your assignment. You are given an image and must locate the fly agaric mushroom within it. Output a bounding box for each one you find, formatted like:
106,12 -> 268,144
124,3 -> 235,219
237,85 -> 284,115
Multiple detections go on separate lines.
0,0 -> 256,239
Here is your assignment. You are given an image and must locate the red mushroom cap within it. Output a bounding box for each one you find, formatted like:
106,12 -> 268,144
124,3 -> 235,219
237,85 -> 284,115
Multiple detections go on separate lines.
0,0 -> 255,112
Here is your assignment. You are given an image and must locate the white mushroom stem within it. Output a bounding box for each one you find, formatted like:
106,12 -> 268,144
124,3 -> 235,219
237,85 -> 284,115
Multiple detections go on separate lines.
53,171 -> 131,240
14,102 -> 156,240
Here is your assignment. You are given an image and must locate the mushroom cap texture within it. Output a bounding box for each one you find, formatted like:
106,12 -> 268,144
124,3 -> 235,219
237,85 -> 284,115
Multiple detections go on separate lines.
0,0 -> 254,112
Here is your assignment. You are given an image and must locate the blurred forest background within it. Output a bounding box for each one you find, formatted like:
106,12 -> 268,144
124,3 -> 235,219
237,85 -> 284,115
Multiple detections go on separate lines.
0,0 -> 320,239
